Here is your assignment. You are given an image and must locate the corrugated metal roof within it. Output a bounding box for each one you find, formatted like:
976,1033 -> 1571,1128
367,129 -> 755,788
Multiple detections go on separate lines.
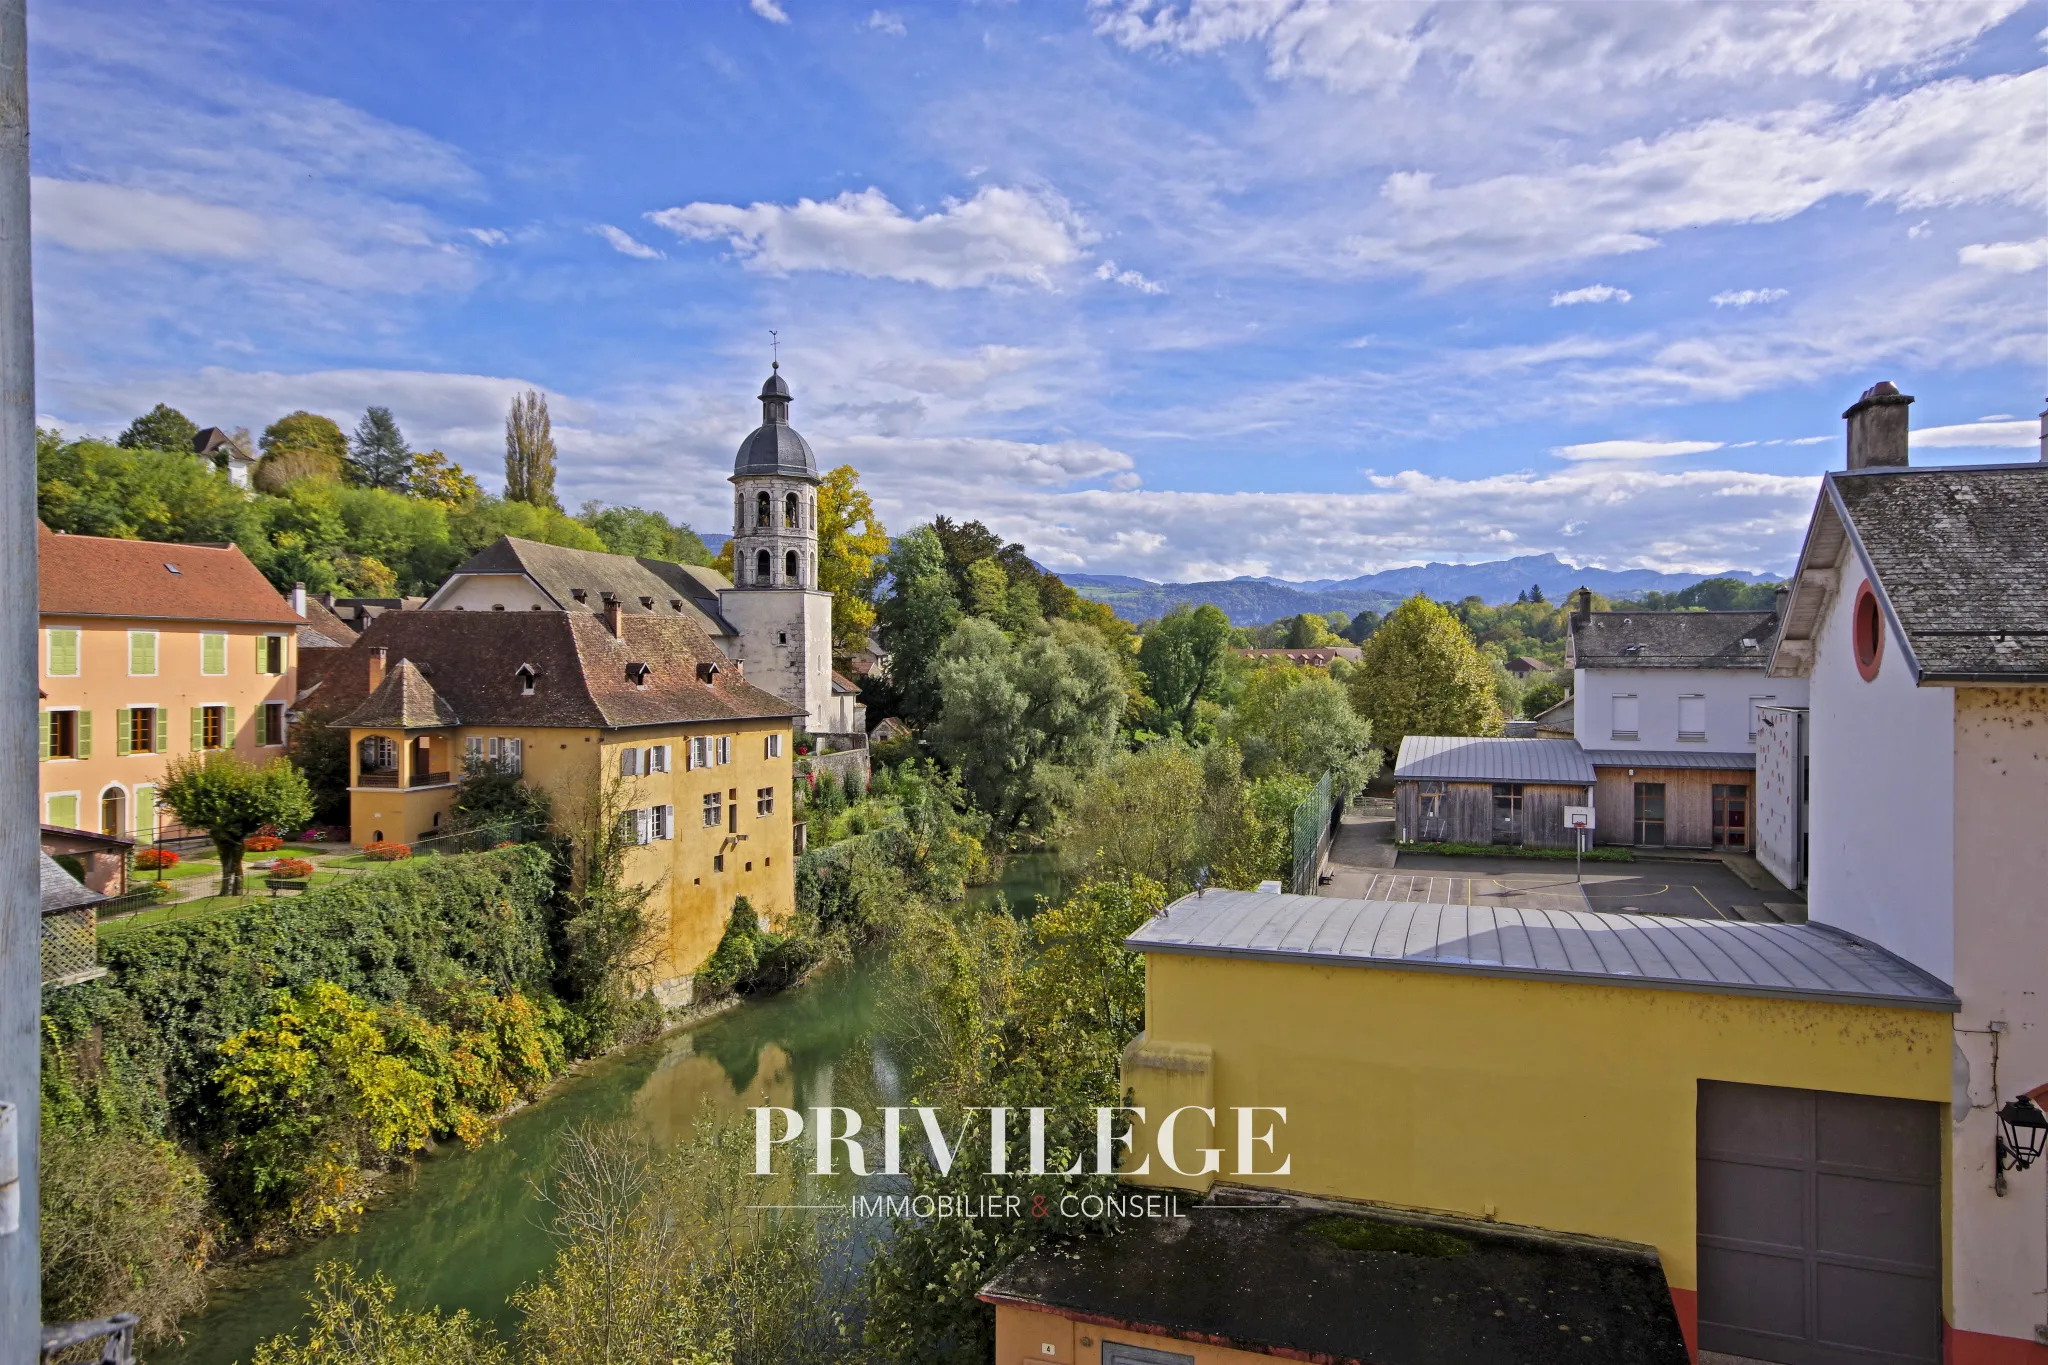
1583,749 -> 1756,771
1127,889 -> 1956,1011
1393,735 -> 1596,785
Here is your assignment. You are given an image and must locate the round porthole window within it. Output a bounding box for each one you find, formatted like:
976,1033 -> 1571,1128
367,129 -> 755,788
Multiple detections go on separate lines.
1853,581 -> 1883,681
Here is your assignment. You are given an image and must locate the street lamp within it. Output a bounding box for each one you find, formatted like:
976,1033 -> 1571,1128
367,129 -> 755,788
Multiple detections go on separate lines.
1995,1093 -> 2046,1196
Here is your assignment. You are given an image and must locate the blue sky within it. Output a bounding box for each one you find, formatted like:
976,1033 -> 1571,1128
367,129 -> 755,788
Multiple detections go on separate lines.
26,0 -> 2048,581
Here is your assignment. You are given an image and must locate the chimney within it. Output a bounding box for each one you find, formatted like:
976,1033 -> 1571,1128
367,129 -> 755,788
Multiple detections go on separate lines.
1572,587 -> 1593,627
1774,582 -> 1789,623
602,592 -> 623,637
1843,381 -> 1912,470
2038,401 -> 2046,463
291,581 -> 307,617
368,646 -> 387,692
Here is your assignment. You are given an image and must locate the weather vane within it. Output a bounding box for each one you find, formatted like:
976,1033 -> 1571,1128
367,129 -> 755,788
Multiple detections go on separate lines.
769,329 -> 780,370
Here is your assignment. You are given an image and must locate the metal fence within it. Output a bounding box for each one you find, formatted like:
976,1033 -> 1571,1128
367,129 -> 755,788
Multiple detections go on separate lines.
41,1313 -> 136,1364
1290,770 -> 1337,895
39,907 -> 101,987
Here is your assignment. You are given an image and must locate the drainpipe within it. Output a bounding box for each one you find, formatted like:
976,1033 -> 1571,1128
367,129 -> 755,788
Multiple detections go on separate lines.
0,0 -> 38,1350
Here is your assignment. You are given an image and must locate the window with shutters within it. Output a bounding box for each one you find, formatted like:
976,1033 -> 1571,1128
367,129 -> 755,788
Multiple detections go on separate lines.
651,805 -> 673,840
46,792 -> 79,829
488,736 -> 523,774
201,632 -> 228,676
133,785 -> 156,840
766,733 -> 782,759
260,702 -> 286,747
1611,694 -> 1639,741
702,792 -> 723,828
620,746 -> 641,777
465,736 -> 485,770
129,630 -> 158,676
716,736 -> 730,765
45,709 -> 78,760
200,706 -> 226,750
649,745 -> 670,773
258,634 -> 285,675
1678,694 -> 1707,741
128,707 -> 157,754
691,736 -> 710,769
756,786 -> 774,816
46,628 -> 79,677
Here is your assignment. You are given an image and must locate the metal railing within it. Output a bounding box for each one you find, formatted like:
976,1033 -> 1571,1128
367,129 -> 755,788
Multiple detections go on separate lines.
39,906 -> 102,988
407,770 -> 450,788
356,770 -> 399,788
41,1313 -> 136,1364
1290,770 -> 1337,895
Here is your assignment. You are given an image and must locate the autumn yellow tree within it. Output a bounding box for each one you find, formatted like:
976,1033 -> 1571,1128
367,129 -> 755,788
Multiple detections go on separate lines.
817,464 -> 889,654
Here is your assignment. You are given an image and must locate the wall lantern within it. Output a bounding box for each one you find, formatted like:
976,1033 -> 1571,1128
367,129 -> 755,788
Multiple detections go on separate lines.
1995,1093 -> 2046,1195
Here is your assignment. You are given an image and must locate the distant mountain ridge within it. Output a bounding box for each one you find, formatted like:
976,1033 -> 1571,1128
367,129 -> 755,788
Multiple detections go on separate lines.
1065,552 -> 1779,625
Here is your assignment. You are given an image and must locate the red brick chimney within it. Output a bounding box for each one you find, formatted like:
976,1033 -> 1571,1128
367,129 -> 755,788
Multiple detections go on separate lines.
368,646 -> 387,692
1844,382 -> 1912,470
602,592 -> 623,637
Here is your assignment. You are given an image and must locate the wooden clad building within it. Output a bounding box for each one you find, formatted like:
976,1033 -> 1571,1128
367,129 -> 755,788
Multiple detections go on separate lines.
1392,735 -> 1595,848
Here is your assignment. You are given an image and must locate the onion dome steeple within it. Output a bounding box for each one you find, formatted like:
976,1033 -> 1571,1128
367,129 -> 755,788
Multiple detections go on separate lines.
733,362 -> 817,481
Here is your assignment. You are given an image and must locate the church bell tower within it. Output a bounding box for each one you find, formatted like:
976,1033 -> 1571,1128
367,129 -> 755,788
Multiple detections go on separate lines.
719,364 -> 837,731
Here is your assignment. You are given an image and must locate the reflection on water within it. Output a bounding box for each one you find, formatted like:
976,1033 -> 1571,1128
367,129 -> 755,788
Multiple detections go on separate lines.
159,957 -> 893,1365
965,851 -> 1067,916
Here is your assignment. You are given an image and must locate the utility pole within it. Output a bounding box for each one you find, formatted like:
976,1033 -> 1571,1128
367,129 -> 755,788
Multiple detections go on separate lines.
0,0 -> 38,1353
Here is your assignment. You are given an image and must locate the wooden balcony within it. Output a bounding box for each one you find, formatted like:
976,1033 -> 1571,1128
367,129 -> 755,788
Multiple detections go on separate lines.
357,770 -> 399,788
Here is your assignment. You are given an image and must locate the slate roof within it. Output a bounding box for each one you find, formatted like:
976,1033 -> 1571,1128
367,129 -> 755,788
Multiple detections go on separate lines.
192,427 -> 254,462
734,369 -> 818,479
38,525 -> 305,625
1530,692 -> 1575,735
1393,736 -> 1596,785
426,537 -> 735,637
298,597 -> 359,648
1570,610 -> 1779,670
1582,749 -> 1756,771
334,659 -> 462,729
40,853 -> 108,914
325,610 -> 800,732
980,1189 -> 1691,1364
1129,889 -> 1957,1011
1829,464 -> 2048,682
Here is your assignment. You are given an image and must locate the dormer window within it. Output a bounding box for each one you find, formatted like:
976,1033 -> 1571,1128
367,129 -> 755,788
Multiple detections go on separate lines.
516,665 -> 537,696
670,599 -> 683,610
697,660 -> 722,684
640,596 -> 655,609
627,661 -> 652,688
571,588 -> 588,603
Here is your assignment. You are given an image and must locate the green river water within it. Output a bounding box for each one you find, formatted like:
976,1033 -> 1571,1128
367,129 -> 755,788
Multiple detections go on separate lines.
160,852 -> 1065,1365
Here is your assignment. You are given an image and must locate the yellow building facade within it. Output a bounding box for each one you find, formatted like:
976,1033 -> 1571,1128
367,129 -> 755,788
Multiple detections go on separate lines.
37,527 -> 301,841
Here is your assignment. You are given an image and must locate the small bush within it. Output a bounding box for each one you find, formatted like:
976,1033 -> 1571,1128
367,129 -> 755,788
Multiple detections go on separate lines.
134,849 -> 179,871
298,828 -> 325,843
361,841 -> 412,862
270,858 -> 315,880
245,835 -> 284,853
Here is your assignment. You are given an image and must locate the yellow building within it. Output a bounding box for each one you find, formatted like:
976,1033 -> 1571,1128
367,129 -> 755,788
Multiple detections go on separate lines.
987,889 -> 1959,1365
324,603 -> 799,1000
36,525 -> 301,841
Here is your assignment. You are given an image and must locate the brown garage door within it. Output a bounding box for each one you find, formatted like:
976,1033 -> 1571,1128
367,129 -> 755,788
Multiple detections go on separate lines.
1697,1081 -> 1941,1365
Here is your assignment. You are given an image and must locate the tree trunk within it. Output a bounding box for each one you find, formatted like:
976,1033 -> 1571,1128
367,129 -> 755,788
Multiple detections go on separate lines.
215,835 -> 243,896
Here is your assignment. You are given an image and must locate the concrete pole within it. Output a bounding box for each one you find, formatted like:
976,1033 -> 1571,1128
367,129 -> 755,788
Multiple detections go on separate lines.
0,0 -> 37,1353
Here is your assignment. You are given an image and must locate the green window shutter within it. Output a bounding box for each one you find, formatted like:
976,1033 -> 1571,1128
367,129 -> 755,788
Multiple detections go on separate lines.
77,710 -> 91,759
116,707 -> 132,756
38,711 -> 49,761
133,786 -> 155,840
191,708 -> 204,751
155,707 -> 169,753
224,706 -> 237,747
202,633 -> 226,675
130,632 -> 155,675
48,794 -> 77,829
48,629 -> 78,676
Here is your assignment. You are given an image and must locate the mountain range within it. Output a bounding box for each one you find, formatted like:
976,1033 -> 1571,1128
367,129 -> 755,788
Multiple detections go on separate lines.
1063,553 -> 1778,626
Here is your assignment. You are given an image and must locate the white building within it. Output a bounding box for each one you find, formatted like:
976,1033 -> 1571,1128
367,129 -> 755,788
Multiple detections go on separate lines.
1769,381 -> 2048,1360
420,368 -> 860,736
1567,592 -> 1807,849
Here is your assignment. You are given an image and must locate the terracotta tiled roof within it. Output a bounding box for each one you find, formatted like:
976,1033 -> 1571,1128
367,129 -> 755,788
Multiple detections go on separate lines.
38,525 -> 303,625
334,659 -> 461,729
324,610 -> 801,732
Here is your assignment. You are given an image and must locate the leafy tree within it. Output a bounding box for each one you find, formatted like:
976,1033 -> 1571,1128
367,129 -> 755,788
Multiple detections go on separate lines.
348,407 -> 413,491
931,514 -> 1077,619
1346,594 -> 1504,750
1233,666 -> 1380,791
406,449 -> 482,506
118,403 -> 199,453
255,411 -> 349,492
874,526 -> 963,726
37,436 -> 255,544
449,496 -> 606,560
253,1262 -> 508,1365
1522,677 -> 1568,718
1283,612 -> 1343,648
503,388 -> 560,511
1339,609 -> 1383,644
816,464 -> 890,652
155,752 -> 315,895
578,503 -> 712,565
1630,576 -> 1780,612
1062,741 -> 1301,897
1137,602 -> 1232,736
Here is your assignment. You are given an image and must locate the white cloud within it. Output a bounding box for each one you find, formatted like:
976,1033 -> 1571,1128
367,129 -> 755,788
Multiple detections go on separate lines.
750,0 -> 790,24
466,228 -> 509,247
1550,284 -> 1630,306
592,224 -> 664,260
1342,72 -> 2046,280
866,10 -> 906,36
1907,220 -> 1933,238
1092,1 -> 2025,96
1551,439 -> 1724,462
33,179 -> 273,258
1958,238 -> 2048,273
1094,259 -> 1167,293
648,185 -> 1089,289
1912,419 -> 2039,448
1710,288 -> 1789,307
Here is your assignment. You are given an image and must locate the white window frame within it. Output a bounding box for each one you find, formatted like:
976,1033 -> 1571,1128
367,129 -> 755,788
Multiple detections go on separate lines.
1677,694 -> 1707,742
649,744 -> 671,773
690,736 -> 710,770
46,627 -> 79,678
756,786 -> 774,817
620,746 -> 641,777
489,736 -> 524,774
766,733 -> 783,759
651,804 -> 673,840
716,736 -> 730,765
258,633 -> 286,676
128,629 -> 158,677
1610,694 -> 1639,742
200,631 -> 228,677
465,736 -> 485,769
702,791 -> 723,828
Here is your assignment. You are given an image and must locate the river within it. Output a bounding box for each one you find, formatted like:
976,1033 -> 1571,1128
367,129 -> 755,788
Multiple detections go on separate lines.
159,855 -> 1067,1364
158,954 -> 896,1365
